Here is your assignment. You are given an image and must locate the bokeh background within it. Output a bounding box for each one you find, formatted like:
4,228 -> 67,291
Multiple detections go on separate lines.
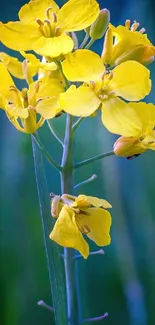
0,0 -> 155,324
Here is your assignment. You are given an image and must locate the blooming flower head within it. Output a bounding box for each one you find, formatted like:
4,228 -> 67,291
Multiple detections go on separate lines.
0,0 -> 99,58
50,193 -> 112,258
102,20 -> 155,66
114,102 -> 155,158
61,49 -> 151,136
0,63 -> 64,133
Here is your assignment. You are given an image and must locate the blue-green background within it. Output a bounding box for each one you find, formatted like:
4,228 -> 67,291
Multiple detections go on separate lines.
0,0 -> 155,324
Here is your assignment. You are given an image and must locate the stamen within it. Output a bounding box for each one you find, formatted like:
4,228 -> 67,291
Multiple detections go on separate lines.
36,18 -> 44,27
44,19 -> 52,37
131,21 -> 140,31
125,19 -> 131,29
89,80 -> 96,90
82,225 -> 90,234
55,26 -> 61,36
139,28 -> 146,34
45,7 -> 53,20
52,12 -> 58,23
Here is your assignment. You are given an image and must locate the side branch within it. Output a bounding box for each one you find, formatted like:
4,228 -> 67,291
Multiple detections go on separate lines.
74,151 -> 114,169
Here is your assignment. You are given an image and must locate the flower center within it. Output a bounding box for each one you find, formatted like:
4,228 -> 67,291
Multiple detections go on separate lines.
36,8 -> 62,38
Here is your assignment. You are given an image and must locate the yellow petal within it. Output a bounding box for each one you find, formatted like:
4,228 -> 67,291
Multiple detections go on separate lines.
74,195 -> 112,209
19,0 -> 59,23
7,104 -> 29,118
0,93 -> 8,110
76,208 -> 111,246
49,206 -> 89,259
101,97 -> 142,136
60,85 -> 100,116
33,33 -> 73,57
62,50 -> 104,82
58,0 -> 99,32
129,102 -> 155,134
0,63 -> 15,98
0,52 -> 24,79
141,131 -> 155,150
36,97 -> 61,119
109,61 -> 151,101
0,22 -> 41,51
114,136 -> 146,157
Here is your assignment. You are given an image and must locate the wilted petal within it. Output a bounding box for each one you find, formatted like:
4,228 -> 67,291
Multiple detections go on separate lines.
50,206 -> 89,259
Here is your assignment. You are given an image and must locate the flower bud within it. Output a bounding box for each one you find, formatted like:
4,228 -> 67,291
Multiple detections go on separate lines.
90,9 -> 110,40
114,136 -> 145,157
115,44 -> 155,66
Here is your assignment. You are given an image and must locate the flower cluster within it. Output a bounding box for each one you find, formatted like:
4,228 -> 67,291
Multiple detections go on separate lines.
0,0 -> 154,256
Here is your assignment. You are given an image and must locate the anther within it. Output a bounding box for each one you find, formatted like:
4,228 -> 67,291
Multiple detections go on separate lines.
89,80 -> 96,90
52,12 -> 58,23
82,225 -> 90,234
125,19 -> 131,29
55,26 -> 61,36
45,7 -> 53,20
9,85 -> 18,92
139,28 -> 146,34
131,21 -> 140,31
36,18 -> 44,27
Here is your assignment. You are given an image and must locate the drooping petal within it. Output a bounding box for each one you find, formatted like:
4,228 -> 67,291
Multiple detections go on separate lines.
101,97 -> 142,136
58,0 -> 99,32
36,96 -> 61,119
74,195 -> 112,209
0,22 -> 41,51
19,0 -> 59,23
50,206 -> 89,259
62,50 -> 104,82
76,207 -> 111,246
33,33 -> 73,57
60,85 -> 100,116
0,63 -> 15,99
109,61 -> 151,101
129,102 -> 155,134
141,130 -> 155,150
7,104 -> 29,118
0,52 -> 24,79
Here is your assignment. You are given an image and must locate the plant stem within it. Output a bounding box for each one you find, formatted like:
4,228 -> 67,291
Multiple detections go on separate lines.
79,32 -> 90,49
85,38 -> 95,49
47,120 -> 64,147
60,114 -> 79,325
33,133 -> 62,171
74,151 -> 114,169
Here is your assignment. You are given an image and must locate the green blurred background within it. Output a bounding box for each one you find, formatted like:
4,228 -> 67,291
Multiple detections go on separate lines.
0,0 -> 155,324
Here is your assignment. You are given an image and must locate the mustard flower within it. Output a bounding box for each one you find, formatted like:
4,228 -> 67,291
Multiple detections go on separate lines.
0,0 -> 99,58
114,102 -> 155,157
102,20 -> 155,66
0,63 -> 64,133
50,194 -> 112,259
61,49 -> 151,136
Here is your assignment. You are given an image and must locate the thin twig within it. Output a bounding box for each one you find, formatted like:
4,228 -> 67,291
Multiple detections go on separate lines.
47,120 -> 64,147
72,117 -> 84,132
74,174 -> 97,189
79,33 -> 90,49
37,300 -> 54,312
74,249 -> 104,260
84,312 -> 108,323
74,151 -> 114,169
32,133 -> 62,171
85,39 -> 95,49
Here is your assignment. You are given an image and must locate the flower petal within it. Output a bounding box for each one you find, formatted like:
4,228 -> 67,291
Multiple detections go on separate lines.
19,0 -> 59,23
58,0 -> 99,32
74,195 -> 112,209
0,63 -> 15,98
60,85 -> 100,117
49,206 -> 89,259
101,97 -> 142,136
114,136 -> 146,157
0,22 -> 41,51
36,97 -> 61,119
33,34 -> 73,57
62,49 -> 104,82
76,208 -> 111,246
0,52 -> 24,79
141,130 -> 155,150
7,104 -> 29,118
109,61 -> 151,101
129,102 -> 155,134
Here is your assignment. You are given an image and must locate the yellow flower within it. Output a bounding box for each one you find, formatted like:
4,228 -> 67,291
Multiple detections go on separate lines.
0,0 -> 99,58
50,194 -> 112,259
0,63 -> 64,133
61,49 -> 151,136
102,20 -> 155,66
114,102 -> 155,157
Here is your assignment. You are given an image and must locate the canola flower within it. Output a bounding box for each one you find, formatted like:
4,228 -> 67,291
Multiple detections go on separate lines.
102,20 -> 155,66
0,0 -> 99,58
114,102 -> 155,157
50,194 -> 112,258
61,49 -> 151,136
0,63 -> 64,133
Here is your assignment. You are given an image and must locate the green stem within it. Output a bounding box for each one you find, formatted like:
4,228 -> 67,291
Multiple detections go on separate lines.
32,133 -> 62,171
47,120 -> 64,147
72,117 -> 84,132
79,32 -> 90,49
74,151 -> 114,169
60,114 -> 79,325
85,38 -> 95,49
